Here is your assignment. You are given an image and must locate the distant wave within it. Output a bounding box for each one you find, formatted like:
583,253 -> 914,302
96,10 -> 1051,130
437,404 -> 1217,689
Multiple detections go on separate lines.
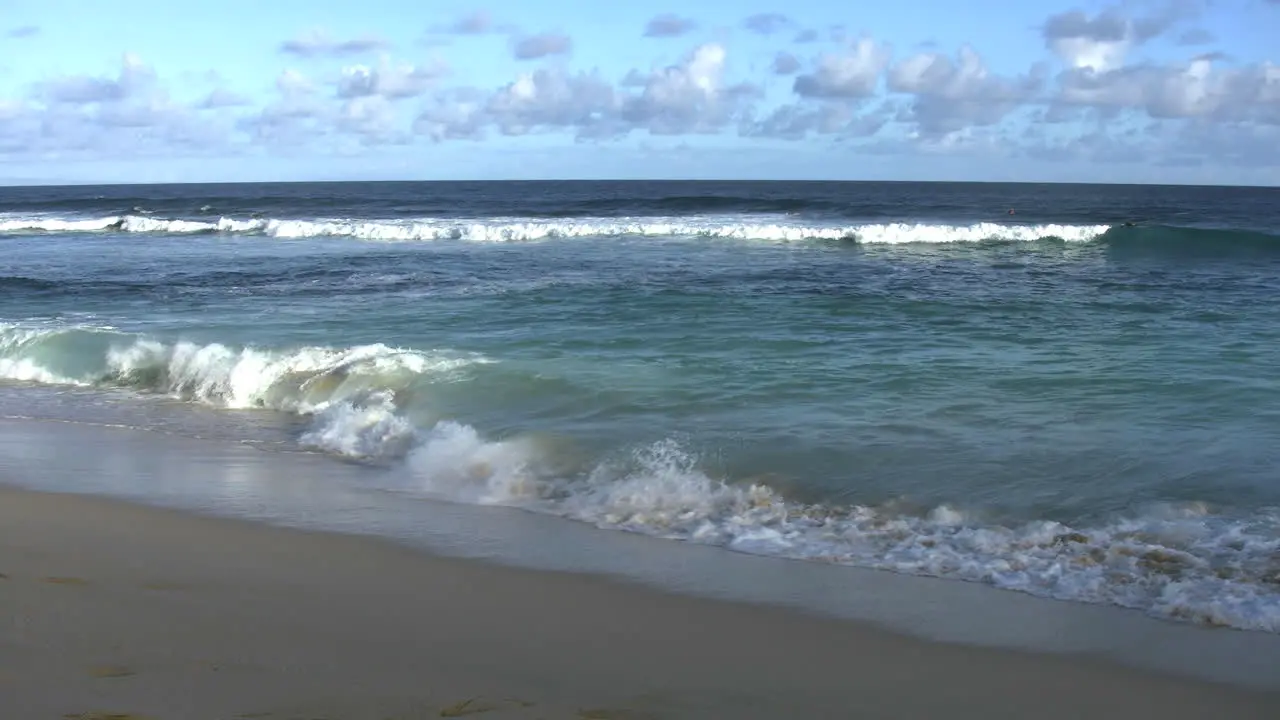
0,324 -> 488,457
4,321 -> 1280,633
0,213 -> 1113,244
1100,224 -> 1280,257
6,213 -> 1272,251
0,276 -> 60,291
0,190 -> 976,220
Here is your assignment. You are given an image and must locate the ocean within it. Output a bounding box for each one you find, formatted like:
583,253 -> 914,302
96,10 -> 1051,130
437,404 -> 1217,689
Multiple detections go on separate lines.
2,180 -> 1279,633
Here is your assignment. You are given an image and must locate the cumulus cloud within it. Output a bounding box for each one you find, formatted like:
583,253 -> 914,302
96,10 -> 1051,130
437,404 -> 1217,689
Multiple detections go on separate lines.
407,42 -> 752,141
1051,56 -> 1280,125
280,29 -> 389,57
512,32 -> 572,60
772,51 -> 801,75
620,43 -> 756,135
239,69 -> 330,146
487,69 -> 618,137
887,45 -> 1044,137
644,14 -> 697,38
1041,5 -> 1191,71
742,102 -> 891,139
444,10 -> 497,34
39,53 -> 156,104
743,13 -> 791,35
5,54 -> 236,159
337,58 -> 447,100
7,25 -> 39,39
336,94 -> 406,144
414,88 -> 489,141
1177,28 -> 1214,45
1042,11 -> 1135,71
5,4 -> 1279,175
200,88 -> 251,109
793,39 -> 890,98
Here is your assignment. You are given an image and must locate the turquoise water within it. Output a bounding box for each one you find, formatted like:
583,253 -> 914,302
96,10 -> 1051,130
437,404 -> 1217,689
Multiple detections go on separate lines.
2,181 -> 1279,630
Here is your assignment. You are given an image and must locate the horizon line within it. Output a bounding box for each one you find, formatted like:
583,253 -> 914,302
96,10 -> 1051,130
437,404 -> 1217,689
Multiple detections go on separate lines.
3,178 -> 1279,191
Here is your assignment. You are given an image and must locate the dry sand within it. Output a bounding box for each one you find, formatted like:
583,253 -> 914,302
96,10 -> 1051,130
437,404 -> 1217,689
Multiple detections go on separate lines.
2,486 -> 1277,720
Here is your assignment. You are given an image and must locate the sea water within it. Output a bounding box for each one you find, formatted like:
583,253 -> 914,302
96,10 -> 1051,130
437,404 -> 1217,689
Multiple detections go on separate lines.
2,180 -> 1278,632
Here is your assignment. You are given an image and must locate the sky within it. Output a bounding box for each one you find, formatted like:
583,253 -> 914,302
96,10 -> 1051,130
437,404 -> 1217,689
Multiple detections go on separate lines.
1,0 -> 1278,185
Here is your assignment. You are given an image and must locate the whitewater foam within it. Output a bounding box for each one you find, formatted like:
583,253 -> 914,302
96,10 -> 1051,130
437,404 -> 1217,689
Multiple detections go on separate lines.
0,324 -> 488,458
400,435 -> 1280,633
0,212 -> 1112,244
5,322 -> 1278,633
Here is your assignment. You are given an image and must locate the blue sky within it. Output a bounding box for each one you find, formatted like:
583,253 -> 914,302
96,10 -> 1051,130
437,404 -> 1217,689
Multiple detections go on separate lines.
1,0 -> 1277,185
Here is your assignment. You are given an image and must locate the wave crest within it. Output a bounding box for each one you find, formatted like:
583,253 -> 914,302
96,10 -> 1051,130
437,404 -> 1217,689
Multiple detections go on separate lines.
4,323 -> 1279,632
0,324 -> 487,458
2,213 -> 1112,244
399,431 -> 1280,632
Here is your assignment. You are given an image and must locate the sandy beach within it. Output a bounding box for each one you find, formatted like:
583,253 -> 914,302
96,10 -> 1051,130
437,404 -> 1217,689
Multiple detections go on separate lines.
0,486 -> 1276,720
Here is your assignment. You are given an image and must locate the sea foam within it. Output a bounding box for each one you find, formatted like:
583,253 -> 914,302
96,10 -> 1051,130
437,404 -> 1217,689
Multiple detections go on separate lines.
0,324 -> 486,459
0,213 -> 1112,244
3,323 -> 1278,633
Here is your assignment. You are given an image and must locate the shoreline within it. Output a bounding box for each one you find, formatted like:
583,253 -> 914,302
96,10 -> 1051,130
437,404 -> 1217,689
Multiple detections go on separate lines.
3,484 -> 1278,719
3,413 -> 1280,690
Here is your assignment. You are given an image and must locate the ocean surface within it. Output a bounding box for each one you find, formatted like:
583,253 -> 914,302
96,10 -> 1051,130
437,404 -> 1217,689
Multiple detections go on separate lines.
2,180 -> 1279,632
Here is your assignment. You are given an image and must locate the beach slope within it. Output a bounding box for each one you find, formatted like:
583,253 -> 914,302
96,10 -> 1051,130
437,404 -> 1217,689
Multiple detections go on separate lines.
2,486 -> 1275,720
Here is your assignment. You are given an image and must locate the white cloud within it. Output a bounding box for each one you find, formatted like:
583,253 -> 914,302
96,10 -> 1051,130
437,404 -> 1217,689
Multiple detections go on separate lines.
772,51 -> 801,76
39,52 -> 155,104
1050,57 -> 1280,125
4,6 -> 1280,176
275,68 -> 314,98
793,40 -> 890,99
644,14 -> 697,38
443,11 -> 497,35
742,102 -> 890,139
887,45 -> 1044,137
413,88 -> 489,141
1177,28 -> 1214,46
487,69 -> 618,138
336,94 -> 404,144
511,32 -> 573,60
337,57 -> 447,100
1041,5 -> 1189,71
280,29 -> 389,57
200,87 -> 251,109
0,99 -> 24,121
743,13 -> 791,35
4,54 -> 236,160
620,43 -> 755,135
412,42 -> 751,141
241,69 -> 328,146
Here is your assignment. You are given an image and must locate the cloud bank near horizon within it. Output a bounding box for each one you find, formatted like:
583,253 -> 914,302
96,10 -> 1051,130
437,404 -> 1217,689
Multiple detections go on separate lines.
0,1 -> 1278,184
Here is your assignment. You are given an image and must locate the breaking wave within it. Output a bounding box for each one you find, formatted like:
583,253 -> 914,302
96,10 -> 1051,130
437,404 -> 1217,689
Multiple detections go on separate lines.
3,322 -> 1278,633
0,213 -> 1112,244
0,324 -> 488,458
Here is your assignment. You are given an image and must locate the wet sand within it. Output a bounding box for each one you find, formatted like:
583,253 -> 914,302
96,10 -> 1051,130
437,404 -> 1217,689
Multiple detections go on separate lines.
1,485 -> 1276,720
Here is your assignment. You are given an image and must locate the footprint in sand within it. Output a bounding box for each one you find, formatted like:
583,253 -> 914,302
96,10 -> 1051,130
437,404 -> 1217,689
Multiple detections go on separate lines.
89,665 -> 136,679
141,581 -> 189,591
43,576 -> 90,586
439,697 -> 538,716
439,698 -> 496,717
578,710 -> 653,720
